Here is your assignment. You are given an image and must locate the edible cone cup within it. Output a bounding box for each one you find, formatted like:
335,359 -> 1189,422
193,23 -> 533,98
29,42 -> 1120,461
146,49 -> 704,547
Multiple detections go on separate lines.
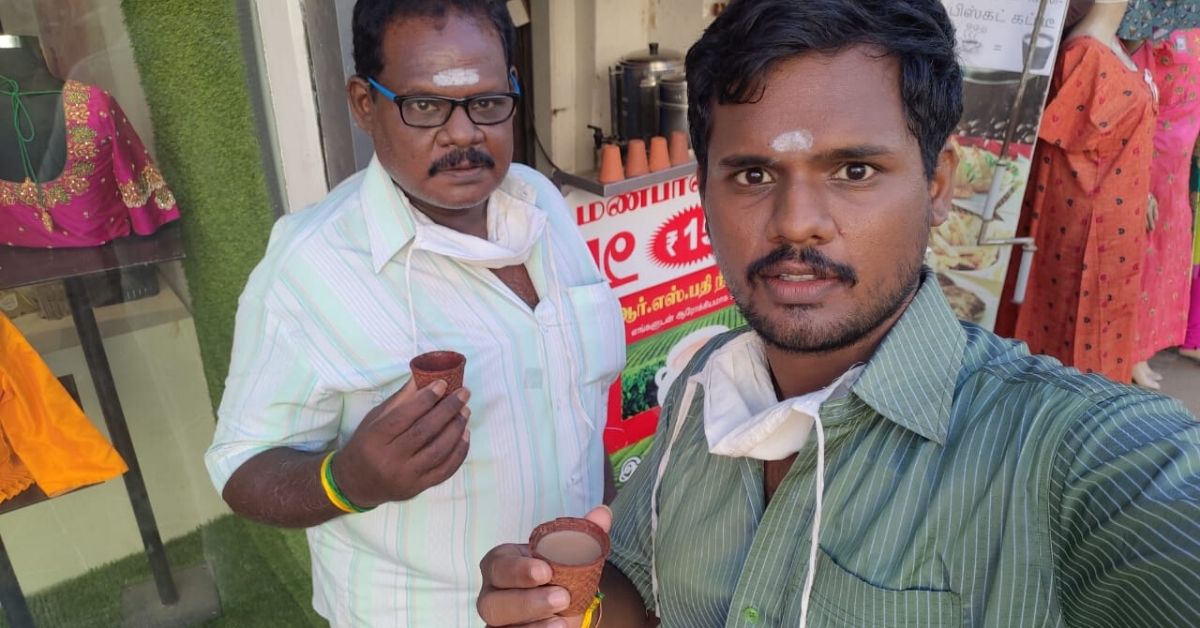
669,130 -> 691,166
624,139 -> 649,178
649,136 -> 671,172
409,351 -> 466,397
597,144 -> 624,184
529,517 -> 611,615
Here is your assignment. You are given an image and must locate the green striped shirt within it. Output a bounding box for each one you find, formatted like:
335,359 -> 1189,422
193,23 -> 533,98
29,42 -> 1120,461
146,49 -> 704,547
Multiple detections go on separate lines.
610,270 -> 1200,627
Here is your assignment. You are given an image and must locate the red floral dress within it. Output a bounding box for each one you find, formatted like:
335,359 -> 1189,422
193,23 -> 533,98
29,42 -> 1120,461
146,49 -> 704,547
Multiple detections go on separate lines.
1012,37 -> 1158,383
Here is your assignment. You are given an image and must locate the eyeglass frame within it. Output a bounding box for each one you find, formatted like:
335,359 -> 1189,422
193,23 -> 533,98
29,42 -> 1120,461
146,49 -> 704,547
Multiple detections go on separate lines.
366,75 -> 523,128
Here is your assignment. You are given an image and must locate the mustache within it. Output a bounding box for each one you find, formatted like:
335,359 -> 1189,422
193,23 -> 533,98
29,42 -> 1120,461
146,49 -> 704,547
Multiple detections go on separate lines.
746,246 -> 858,286
428,147 -> 496,176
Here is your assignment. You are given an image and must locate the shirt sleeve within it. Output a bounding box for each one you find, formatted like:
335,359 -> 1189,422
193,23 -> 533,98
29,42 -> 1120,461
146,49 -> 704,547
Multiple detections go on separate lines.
204,273 -> 341,494
104,91 -> 181,234
1038,42 -> 1152,195
609,379 -> 698,612
608,432 -> 660,612
1051,391 -> 1200,627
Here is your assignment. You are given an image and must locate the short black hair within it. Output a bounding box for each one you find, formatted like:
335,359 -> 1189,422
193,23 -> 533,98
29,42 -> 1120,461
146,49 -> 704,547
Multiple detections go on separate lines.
686,0 -> 963,179
352,0 -> 517,80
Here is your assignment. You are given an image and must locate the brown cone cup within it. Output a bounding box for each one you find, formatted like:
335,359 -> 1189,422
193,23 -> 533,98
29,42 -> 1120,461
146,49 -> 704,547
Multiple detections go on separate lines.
529,517 -> 611,616
598,144 -> 624,184
625,139 -> 649,178
669,130 -> 691,166
409,351 -> 466,397
648,136 -> 671,172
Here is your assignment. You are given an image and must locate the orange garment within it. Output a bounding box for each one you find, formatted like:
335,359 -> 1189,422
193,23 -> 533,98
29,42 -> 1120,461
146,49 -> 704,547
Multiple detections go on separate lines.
1012,37 -> 1158,383
0,312 -> 126,500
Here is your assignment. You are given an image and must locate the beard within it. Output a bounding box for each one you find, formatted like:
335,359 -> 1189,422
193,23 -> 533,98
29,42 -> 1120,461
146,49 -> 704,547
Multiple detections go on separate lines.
730,239 -> 927,355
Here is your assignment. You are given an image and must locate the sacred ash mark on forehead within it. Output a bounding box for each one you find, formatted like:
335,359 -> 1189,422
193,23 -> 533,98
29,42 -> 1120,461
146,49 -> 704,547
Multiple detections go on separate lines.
433,68 -> 481,87
771,130 -> 814,153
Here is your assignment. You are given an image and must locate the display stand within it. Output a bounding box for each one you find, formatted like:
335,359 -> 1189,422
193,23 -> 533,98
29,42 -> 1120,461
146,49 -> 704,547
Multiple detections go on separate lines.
0,223 -> 220,627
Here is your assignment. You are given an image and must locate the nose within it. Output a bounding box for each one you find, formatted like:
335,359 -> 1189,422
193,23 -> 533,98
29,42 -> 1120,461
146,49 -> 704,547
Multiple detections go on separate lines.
769,176 -> 838,247
437,103 -> 485,147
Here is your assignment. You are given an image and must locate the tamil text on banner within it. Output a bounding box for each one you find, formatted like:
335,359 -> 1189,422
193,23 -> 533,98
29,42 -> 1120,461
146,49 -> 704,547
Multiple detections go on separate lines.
565,171 -> 743,486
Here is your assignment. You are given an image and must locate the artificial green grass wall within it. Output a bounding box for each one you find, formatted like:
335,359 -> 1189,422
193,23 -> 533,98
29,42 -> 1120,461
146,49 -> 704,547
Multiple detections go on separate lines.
120,0 -> 276,407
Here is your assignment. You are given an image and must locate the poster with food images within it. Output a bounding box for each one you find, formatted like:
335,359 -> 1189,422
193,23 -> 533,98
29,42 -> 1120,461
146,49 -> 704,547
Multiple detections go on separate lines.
935,0 -> 1068,329
565,173 -> 744,486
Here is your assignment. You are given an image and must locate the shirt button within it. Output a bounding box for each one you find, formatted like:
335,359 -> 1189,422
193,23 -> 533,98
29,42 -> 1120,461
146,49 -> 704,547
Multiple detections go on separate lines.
570,473 -> 581,484
742,606 -> 760,624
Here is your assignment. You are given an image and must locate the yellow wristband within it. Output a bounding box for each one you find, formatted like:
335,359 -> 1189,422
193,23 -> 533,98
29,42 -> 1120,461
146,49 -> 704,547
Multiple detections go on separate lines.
580,592 -> 603,628
319,452 -> 355,513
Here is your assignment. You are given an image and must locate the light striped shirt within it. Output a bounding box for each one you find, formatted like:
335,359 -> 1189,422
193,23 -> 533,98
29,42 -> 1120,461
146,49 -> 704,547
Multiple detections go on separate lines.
610,269 -> 1200,627
206,157 -> 625,626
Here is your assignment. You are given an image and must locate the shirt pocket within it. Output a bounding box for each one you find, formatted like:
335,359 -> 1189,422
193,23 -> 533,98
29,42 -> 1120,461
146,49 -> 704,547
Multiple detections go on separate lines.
804,551 -> 963,628
564,281 -> 626,385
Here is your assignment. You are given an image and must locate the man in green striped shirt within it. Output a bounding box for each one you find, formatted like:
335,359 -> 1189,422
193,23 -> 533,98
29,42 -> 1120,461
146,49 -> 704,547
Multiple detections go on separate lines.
476,0 -> 1200,626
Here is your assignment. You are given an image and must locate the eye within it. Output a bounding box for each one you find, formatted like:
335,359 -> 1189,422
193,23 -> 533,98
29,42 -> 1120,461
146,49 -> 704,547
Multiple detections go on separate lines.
406,98 -> 440,112
471,97 -> 501,111
733,168 -> 776,186
834,163 -> 878,182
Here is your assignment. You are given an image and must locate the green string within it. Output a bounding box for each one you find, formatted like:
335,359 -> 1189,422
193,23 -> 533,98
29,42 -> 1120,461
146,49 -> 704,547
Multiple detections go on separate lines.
0,73 -> 63,195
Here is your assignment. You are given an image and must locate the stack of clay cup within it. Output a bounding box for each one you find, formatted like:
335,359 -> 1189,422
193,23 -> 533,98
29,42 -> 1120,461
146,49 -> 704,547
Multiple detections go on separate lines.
598,132 -> 693,185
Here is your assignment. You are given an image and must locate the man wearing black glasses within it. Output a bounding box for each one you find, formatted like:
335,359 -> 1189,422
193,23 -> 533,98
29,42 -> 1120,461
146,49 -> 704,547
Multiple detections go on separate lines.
205,1 -> 625,625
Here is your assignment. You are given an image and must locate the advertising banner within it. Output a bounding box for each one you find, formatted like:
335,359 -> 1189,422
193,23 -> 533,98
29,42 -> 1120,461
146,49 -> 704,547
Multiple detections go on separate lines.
565,171 -> 743,484
934,0 -> 1067,329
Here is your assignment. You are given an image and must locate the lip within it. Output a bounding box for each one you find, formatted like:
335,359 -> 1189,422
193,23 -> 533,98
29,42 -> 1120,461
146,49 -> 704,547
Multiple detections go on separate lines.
436,165 -> 486,179
757,263 -> 845,305
761,276 -> 843,305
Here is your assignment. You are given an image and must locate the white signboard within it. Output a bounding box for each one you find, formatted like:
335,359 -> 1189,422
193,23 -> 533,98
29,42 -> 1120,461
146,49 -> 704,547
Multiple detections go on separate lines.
948,0 -> 1070,75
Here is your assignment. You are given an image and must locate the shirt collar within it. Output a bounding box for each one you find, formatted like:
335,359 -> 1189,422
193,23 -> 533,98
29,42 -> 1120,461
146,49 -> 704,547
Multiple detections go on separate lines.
358,155 -> 540,273
849,268 -> 966,445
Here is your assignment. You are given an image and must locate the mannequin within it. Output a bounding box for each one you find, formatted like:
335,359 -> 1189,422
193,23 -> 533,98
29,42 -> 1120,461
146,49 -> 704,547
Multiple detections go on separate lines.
0,18 -> 180,248
1128,27 -> 1200,388
1069,0 -> 1139,70
1009,0 -> 1158,384
0,30 -> 66,185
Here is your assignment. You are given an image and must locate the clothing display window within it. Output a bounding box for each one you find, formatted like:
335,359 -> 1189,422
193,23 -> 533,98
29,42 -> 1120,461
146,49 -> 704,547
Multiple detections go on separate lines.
0,1 -> 266,626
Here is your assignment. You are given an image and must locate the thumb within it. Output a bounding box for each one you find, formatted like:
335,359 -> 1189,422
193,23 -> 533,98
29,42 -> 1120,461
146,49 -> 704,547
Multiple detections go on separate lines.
584,505 -> 613,535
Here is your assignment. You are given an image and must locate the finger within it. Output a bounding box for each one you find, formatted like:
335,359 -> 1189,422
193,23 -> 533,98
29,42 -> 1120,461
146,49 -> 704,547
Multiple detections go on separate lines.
478,585 -> 571,626
396,387 -> 470,451
375,381 -> 455,436
410,411 -> 469,471
479,543 -> 536,586
583,505 -> 613,534
419,429 -> 470,486
486,620 -> 569,628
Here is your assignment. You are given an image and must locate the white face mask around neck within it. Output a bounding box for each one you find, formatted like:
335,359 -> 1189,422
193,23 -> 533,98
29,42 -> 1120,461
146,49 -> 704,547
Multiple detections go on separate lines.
408,190 -> 547,269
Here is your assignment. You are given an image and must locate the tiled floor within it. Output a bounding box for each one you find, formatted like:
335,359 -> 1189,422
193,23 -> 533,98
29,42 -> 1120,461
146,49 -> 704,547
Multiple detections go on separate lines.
1150,349 -> 1200,417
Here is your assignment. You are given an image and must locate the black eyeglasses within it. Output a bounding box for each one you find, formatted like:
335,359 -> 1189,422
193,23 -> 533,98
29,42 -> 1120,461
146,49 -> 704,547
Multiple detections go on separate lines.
367,77 -> 520,128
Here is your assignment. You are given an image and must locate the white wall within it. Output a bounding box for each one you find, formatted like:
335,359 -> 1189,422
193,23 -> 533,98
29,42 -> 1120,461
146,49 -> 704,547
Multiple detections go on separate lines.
253,0 -> 330,213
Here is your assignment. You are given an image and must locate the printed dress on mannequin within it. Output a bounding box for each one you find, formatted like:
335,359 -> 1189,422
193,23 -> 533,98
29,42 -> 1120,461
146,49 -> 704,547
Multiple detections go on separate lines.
1182,138 -> 1200,362
1013,36 -> 1158,383
1129,30 -> 1200,387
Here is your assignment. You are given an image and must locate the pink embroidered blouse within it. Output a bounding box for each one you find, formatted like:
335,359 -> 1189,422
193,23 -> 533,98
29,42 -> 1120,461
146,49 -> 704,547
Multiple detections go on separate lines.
0,80 -> 179,248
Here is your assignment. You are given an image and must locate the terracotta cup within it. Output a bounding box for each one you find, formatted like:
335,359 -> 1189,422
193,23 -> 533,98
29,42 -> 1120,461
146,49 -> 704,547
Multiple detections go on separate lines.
624,139 -> 649,178
409,351 -> 466,396
648,136 -> 671,172
530,517 -> 611,615
597,144 -> 624,184
669,130 -> 691,166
